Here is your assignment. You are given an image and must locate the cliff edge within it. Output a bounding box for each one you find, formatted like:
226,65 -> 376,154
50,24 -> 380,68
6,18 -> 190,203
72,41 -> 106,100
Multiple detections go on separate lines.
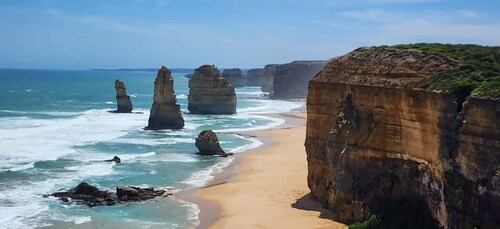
306,44 -> 500,229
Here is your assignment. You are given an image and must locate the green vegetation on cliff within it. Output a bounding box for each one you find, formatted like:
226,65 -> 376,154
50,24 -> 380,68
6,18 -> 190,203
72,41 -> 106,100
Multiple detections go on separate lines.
388,43 -> 500,98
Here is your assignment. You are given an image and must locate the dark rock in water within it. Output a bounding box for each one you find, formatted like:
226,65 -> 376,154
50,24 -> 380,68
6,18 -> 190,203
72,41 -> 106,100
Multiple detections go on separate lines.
146,66 -> 185,130
51,182 -> 115,207
114,79 -> 133,113
246,68 -> 264,87
222,68 -> 244,87
195,130 -> 233,157
184,73 -> 194,79
116,186 -> 166,201
104,156 -> 121,163
51,182 -> 169,207
188,65 -> 237,114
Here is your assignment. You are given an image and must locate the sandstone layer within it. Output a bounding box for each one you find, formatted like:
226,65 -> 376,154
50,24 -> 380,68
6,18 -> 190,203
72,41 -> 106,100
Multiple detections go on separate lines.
246,68 -> 264,87
188,65 -> 236,114
114,79 -> 133,113
222,68 -> 244,87
261,64 -> 278,93
272,61 -> 327,99
305,46 -> 500,228
146,66 -> 184,130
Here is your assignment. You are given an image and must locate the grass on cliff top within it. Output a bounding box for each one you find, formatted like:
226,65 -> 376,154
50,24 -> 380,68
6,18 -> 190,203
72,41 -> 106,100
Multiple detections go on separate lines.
384,43 -> 500,99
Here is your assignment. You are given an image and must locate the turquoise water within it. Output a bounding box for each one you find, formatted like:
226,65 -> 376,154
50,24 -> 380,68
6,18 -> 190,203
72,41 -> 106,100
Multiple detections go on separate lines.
0,69 -> 303,228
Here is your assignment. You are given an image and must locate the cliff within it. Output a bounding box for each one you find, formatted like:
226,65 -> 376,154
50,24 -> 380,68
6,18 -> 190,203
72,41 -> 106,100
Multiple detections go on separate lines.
305,45 -> 500,228
114,79 -> 133,113
272,61 -> 327,99
188,65 -> 237,114
222,68 -> 244,87
246,68 -> 264,87
146,66 -> 184,130
261,64 -> 278,93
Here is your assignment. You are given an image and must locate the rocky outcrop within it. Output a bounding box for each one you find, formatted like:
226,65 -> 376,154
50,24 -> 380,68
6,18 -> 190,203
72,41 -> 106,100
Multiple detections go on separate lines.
50,182 -> 169,207
222,68 -> 244,87
195,130 -> 232,157
188,65 -> 237,114
272,61 -> 327,99
146,66 -> 185,130
305,46 -> 500,228
261,64 -> 278,93
114,80 -> 133,113
246,68 -> 264,87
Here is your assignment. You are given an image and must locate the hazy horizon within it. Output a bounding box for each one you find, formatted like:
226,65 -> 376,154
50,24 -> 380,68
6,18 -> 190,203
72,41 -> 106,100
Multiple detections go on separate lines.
0,0 -> 499,70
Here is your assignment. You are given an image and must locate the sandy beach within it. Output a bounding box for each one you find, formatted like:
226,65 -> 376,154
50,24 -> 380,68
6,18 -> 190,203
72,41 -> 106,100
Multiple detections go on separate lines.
196,113 -> 347,229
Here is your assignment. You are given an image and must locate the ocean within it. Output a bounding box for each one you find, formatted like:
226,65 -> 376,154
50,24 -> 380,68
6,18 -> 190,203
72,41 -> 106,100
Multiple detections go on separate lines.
0,69 -> 303,228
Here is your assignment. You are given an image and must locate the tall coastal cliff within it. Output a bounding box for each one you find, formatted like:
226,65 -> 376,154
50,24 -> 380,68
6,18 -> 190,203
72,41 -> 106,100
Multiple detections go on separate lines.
246,68 -> 264,87
188,65 -> 237,114
222,68 -> 244,87
305,44 -> 500,228
273,61 -> 327,99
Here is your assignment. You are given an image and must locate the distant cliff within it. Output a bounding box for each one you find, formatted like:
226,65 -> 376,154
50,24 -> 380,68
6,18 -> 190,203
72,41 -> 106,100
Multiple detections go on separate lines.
305,44 -> 500,229
246,68 -> 264,87
261,64 -> 278,93
272,61 -> 326,99
222,68 -> 244,87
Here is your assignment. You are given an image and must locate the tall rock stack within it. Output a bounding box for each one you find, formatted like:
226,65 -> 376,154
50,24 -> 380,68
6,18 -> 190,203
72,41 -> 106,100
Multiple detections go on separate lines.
188,65 -> 236,114
272,61 -> 327,99
246,68 -> 264,87
114,79 -> 133,113
221,68 -> 244,87
261,64 -> 278,93
146,66 -> 184,130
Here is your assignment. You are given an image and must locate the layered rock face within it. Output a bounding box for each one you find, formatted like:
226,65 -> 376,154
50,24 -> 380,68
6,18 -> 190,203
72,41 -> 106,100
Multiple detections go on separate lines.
272,61 -> 327,99
246,68 -> 264,87
306,47 -> 500,228
188,65 -> 236,114
146,66 -> 184,130
222,68 -> 244,87
261,64 -> 278,93
114,79 -> 133,113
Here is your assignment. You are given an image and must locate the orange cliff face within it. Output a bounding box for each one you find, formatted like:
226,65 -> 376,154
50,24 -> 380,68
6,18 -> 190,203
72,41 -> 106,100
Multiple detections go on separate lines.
305,47 -> 500,228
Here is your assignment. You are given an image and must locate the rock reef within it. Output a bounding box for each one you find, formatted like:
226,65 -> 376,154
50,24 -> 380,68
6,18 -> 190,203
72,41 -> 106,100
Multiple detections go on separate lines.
305,45 -> 500,228
188,65 -> 237,114
114,79 -> 133,113
222,68 -> 244,87
50,182 -> 168,207
245,68 -> 264,87
272,61 -> 327,99
195,130 -> 232,157
146,66 -> 185,130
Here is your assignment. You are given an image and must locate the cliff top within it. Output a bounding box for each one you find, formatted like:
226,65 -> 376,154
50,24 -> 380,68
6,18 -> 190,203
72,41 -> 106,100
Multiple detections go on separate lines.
313,44 -> 500,99
192,65 -> 222,79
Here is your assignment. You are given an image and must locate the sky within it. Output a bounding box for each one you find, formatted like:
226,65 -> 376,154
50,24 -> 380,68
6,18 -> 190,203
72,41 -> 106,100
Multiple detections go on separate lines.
0,0 -> 499,69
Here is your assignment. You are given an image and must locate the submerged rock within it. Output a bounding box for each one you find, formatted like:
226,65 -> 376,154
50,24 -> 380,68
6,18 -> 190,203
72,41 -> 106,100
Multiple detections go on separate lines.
195,130 -> 232,157
146,66 -> 185,130
188,65 -> 237,114
222,68 -> 244,87
51,182 -> 169,207
114,79 -> 133,113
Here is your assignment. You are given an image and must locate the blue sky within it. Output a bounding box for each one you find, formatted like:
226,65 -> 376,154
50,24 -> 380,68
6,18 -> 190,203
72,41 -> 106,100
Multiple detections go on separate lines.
0,0 -> 499,69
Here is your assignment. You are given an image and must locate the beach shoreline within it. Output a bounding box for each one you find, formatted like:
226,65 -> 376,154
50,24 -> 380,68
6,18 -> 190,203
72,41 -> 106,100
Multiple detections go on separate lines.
179,112 -> 347,229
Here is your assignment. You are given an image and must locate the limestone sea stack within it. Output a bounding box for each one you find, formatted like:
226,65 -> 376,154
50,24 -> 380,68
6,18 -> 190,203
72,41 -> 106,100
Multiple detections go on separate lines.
146,66 -> 184,130
246,68 -> 264,87
261,64 -> 278,93
221,68 -> 244,87
195,130 -> 232,157
272,60 -> 327,99
306,44 -> 500,228
114,79 -> 133,113
188,65 -> 236,114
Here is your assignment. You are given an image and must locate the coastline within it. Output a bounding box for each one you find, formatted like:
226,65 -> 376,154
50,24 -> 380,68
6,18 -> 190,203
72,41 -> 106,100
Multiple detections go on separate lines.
181,112 -> 347,229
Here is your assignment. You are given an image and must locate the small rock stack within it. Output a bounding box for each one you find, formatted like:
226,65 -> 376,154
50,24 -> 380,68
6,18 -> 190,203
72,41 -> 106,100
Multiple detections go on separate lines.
114,79 -> 133,113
